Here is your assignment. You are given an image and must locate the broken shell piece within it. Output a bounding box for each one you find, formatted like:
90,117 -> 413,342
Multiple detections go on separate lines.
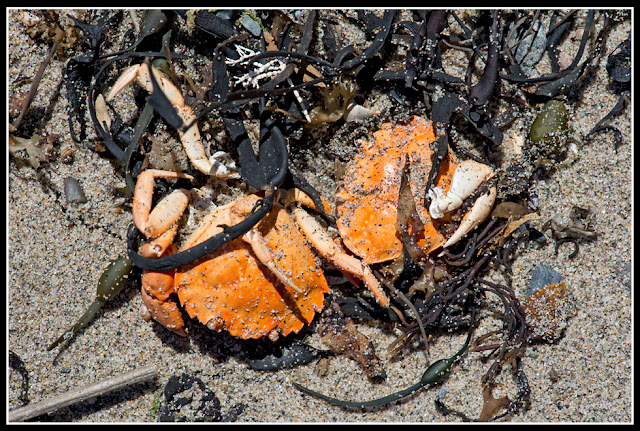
209,150 -> 240,179
20,11 -> 41,27
94,94 -> 111,131
343,101 -> 378,122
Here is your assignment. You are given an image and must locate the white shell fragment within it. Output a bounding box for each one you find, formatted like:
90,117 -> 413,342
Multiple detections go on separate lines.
343,102 -> 378,122
209,151 -> 241,180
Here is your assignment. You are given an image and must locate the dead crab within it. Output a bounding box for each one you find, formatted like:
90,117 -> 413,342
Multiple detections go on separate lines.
108,60 -> 394,339
337,116 -> 496,264
133,169 -> 388,340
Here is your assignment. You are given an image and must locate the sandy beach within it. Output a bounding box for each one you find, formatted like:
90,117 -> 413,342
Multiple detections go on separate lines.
8,9 -> 632,422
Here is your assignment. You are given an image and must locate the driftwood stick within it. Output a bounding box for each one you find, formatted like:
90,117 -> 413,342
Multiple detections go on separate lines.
11,40 -> 59,130
9,364 -> 157,422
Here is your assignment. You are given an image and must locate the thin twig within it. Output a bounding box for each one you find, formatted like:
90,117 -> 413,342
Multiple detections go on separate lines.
12,40 -> 59,130
9,364 -> 157,422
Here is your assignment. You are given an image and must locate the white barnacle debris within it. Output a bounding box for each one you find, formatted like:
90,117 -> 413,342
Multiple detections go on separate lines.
209,151 -> 240,180
20,11 -> 41,26
226,45 -> 286,89
224,45 -> 258,66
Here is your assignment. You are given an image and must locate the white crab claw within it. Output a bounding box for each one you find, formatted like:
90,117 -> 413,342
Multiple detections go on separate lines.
429,160 -> 494,219
427,159 -> 496,249
441,185 -> 497,248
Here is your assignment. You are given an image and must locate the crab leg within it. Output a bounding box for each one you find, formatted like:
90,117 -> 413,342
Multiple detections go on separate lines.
133,169 -> 193,241
107,64 -> 239,179
290,207 -> 390,308
227,196 -> 305,295
242,229 -> 304,295
282,188 -> 333,214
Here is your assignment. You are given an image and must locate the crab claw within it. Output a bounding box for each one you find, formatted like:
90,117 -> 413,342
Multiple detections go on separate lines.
107,64 -> 240,179
428,160 -> 494,219
428,160 -> 496,248
133,169 -> 194,240
441,185 -> 497,248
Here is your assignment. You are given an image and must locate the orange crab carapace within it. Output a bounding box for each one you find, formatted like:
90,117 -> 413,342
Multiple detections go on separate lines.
139,190 -> 330,341
337,116 -> 496,264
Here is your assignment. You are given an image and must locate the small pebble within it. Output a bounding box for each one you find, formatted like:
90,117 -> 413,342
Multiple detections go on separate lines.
240,12 -> 262,37
64,177 -> 87,204
548,367 -> 560,383
525,263 -> 562,296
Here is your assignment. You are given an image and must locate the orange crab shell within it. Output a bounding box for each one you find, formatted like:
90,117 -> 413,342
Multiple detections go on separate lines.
174,194 -> 330,340
336,116 -> 458,264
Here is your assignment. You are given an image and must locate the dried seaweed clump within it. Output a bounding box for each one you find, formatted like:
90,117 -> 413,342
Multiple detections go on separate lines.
9,129 -> 48,169
308,79 -> 357,125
